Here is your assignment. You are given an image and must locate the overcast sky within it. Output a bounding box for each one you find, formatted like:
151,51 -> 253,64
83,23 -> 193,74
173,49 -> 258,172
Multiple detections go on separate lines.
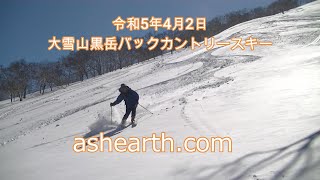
0,0 -> 275,66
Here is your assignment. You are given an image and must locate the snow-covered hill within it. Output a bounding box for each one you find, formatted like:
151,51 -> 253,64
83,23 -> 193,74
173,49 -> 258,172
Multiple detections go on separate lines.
1,1 -> 320,180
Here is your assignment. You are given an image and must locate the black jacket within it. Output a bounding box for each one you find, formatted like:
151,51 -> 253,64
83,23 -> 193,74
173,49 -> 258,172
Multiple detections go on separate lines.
113,88 -> 139,108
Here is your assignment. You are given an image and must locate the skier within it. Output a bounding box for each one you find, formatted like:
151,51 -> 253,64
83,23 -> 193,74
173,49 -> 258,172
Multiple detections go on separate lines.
110,84 -> 139,127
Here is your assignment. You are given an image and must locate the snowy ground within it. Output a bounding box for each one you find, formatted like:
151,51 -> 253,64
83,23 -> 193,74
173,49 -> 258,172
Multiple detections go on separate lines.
1,1 -> 320,180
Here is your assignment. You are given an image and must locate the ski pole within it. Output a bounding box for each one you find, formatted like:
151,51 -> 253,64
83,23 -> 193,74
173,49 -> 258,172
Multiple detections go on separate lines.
110,106 -> 113,125
138,103 -> 153,114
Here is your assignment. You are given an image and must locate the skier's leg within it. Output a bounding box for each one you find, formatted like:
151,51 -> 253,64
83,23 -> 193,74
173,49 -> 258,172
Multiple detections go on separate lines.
131,104 -> 137,124
121,107 -> 131,125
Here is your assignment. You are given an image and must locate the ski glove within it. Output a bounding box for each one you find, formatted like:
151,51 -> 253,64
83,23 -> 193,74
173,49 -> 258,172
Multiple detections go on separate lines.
110,102 -> 115,106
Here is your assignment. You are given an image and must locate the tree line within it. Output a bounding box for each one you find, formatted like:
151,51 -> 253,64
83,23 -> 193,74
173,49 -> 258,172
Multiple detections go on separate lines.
0,0 -> 313,102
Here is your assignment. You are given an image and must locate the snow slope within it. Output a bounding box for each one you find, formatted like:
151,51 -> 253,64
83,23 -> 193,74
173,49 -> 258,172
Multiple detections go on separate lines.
1,1 -> 320,180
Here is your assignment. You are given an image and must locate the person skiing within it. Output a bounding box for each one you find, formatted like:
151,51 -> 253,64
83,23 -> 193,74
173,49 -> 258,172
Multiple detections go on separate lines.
110,84 -> 139,127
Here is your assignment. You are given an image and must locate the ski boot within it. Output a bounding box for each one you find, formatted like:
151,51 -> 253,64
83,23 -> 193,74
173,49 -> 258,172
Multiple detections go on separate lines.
131,119 -> 137,128
120,119 -> 126,128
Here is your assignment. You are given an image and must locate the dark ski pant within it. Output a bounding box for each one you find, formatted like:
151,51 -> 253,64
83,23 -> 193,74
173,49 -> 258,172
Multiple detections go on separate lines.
122,104 -> 137,124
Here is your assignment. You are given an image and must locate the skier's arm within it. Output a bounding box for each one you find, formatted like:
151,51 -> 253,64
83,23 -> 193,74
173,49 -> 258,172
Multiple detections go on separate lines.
111,94 -> 124,106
